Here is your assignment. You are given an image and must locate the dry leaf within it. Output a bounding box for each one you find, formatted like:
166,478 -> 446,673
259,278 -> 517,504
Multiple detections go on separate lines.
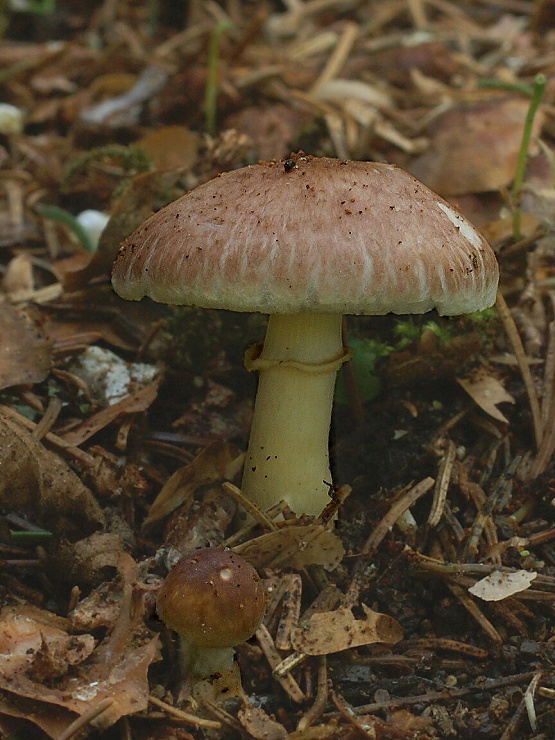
0,593 -> 160,737
408,96 -> 545,196
69,581 -> 137,632
224,104 -> 306,161
287,725 -> 348,740
41,287 -> 151,353
0,606 -> 95,681
469,570 -> 537,601
60,379 -> 160,447
0,551 -> 160,738
233,524 -> 345,571
143,439 -> 243,529
0,410 -> 105,537
0,690 -> 75,739
51,532 -> 124,587
238,703 -> 288,740
479,213 -> 541,244
364,41 -> 459,88
1,253 -> 34,298
355,709 -> 435,737
457,374 -> 515,423
0,632 -> 159,738
137,125 -> 199,170
164,486 -> 236,554
290,603 -> 403,655
0,303 -> 52,390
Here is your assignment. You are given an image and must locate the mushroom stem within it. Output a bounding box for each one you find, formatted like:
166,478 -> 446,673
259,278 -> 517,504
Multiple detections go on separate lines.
242,313 -> 348,517
179,636 -> 235,678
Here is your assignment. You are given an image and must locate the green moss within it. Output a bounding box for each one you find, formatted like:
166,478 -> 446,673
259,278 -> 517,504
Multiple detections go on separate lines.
394,309 -> 498,349
337,308 -> 499,403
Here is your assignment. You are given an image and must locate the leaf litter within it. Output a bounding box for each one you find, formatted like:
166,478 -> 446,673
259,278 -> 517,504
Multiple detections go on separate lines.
1,1 -> 555,739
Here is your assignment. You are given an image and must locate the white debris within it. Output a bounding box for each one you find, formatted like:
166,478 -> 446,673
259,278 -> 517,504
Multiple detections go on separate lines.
70,346 -> 158,406
0,103 -> 24,134
469,570 -> 537,602
76,210 -> 110,250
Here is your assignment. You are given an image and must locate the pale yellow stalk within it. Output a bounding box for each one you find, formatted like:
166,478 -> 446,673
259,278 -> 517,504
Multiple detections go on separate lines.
242,313 -> 348,517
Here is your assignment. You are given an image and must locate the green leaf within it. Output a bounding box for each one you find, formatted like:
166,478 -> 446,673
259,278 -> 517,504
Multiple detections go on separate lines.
335,338 -> 391,405
35,204 -> 96,254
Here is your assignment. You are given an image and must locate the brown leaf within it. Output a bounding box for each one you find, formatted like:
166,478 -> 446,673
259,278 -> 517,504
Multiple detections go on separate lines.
51,532 -> 124,587
238,703 -> 288,740
0,410 -> 104,537
69,580 -> 136,632
223,104 -> 309,161
60,378 -> 160,447
143,439 -> 243,529
0,553 -> 160,738
456,373 -> 515,423
0,303 -> 52,390
0,606 -> 95,682
164,486 -> 236,553
137,125 -> 200,170
408,96 -> 545,195
363,41 -> 460,88
233,524 -> 345,571
0,691 -> 74,739
0,630 -> 159,737
290,603 -> 403,655
479,213 -> 541,244
1,253 -> 34,298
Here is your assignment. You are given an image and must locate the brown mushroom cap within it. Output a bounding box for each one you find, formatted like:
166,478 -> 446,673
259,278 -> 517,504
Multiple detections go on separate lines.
112,154 -> 498,317
156,548 -> 266,649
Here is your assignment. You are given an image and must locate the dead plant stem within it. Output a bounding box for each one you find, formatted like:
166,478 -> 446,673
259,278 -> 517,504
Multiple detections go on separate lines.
495,292 -> 543,449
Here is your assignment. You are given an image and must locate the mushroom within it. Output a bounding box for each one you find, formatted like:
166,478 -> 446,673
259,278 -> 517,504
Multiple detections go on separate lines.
156,548 -> 266,678
112,153 -> 499,517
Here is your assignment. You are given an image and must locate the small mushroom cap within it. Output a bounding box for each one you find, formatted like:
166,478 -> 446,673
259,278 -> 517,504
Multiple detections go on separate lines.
112,155 -> 498,317
156,548 -> 266,649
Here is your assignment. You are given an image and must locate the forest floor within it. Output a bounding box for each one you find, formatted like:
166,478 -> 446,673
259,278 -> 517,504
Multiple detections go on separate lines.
0,1 -> 555,739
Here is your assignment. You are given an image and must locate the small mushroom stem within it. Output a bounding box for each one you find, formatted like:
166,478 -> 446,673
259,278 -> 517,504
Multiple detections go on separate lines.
242,313 -> 348,517
179,635 -> 235,678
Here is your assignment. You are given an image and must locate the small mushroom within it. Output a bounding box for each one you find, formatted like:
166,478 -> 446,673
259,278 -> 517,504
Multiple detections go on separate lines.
112,153 -> 499,517
156,548 -> 266,678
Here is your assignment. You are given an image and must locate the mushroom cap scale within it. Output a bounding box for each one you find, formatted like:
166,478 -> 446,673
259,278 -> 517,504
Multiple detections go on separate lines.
112,155 -> 499,317
156,548 -> 266,649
